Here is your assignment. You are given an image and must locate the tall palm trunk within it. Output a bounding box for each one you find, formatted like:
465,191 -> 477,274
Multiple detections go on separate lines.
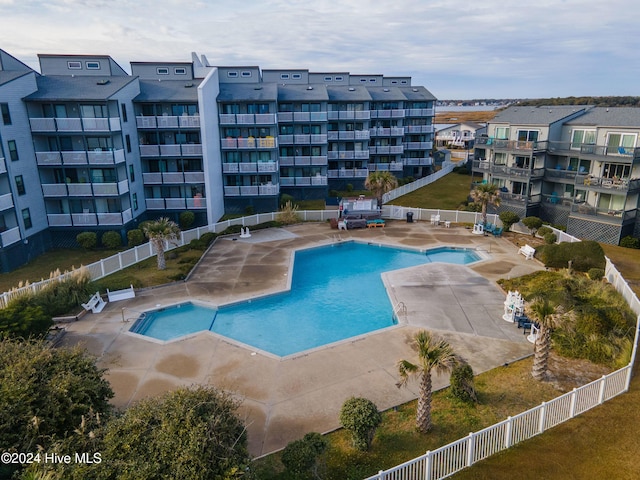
532,325 -> 551,380
151,238 -> 166,270
416,370 -> 432,433
481,201 -> 488,225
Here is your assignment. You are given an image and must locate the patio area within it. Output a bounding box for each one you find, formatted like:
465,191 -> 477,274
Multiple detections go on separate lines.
59,220 -> 544,456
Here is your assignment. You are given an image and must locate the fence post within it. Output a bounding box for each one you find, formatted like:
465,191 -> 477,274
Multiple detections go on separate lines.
466,432 -> 475,467
538,402 -> 547,433
598,375 -> 607,404
100,259 -> 106,278
504,416 -> 513,448
569,388 -> 577,417
424,450 -> 431,480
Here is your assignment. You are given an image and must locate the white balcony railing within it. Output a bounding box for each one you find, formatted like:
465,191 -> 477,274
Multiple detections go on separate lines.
71,213 -> 98,226
0,157 -> 6,175
41,184 -> 68,197
139,145 -> 160,156
143,172 -> 163,184
67,184 -> 93,196
0,227 -> 21,247
36,151 -> 62,166
136,116 -> 157,128
0,193 -> 14,211
47,214 -> 73,227
184,172 -> 205,183
63,151 -> 87,165
163,172 -> 185,183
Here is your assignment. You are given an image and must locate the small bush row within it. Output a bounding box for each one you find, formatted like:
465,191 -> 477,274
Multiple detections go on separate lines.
536,240 -> 605,272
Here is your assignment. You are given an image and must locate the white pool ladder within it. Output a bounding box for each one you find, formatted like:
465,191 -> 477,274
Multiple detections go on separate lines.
393,301 -> 407,322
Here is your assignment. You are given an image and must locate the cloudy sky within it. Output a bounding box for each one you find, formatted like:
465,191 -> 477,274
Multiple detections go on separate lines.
2,0 -> 638,99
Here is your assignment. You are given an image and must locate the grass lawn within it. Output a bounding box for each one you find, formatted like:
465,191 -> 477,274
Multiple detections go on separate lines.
601,243 -> 640,297
390,171 -> 483,210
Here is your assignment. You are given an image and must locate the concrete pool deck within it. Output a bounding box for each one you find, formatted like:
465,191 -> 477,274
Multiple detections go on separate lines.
59,220 -> 544,456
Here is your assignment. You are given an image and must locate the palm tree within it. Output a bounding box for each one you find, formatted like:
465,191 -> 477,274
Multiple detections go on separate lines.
365,171 -> 398,208
470,183 -> 501,225
142,217 -> 181,270
397,330 -> 458,433
528,297 -> 569,381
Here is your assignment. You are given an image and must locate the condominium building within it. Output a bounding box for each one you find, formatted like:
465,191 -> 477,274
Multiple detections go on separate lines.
472,105 -> 640,244
0,48 -> 436,271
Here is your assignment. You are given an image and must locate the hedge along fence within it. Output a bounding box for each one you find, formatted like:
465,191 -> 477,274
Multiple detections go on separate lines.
0,210 -> 340,309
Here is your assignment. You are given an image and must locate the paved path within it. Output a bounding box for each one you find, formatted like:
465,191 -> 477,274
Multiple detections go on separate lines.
60,221 -> 543,456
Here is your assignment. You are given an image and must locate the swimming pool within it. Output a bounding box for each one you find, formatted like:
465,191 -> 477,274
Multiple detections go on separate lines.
130,242 -> 481,356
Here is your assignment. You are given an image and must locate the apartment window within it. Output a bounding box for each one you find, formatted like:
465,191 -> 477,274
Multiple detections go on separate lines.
121,103 -> 128,122
86,61 -> 100,70
227,71 -> 238,78
369,78 -> 376,82
606,133 -> 636,155
241,71 -> 252,78
391,80 -> 398,84
67,61 -> 82,69
174,67 -> 187,75
22,208 -> 32,229
7,140 -> 18,161
157,67 -> 169,75
280,73 -> 290,80
292,73 -> 302,79
129,165 -> 135,182
335,76 -> 343,81
360,78 -> 367,83
125,134 -> 132,153
401,80 -> 408,84
517,130 -> 539,142
15,175 -> 25,195
132,192 -> 138,211
570,129 -> 596,149
494,127 -> 509,139
1,103 -> 11,125
324,76 -> 332,82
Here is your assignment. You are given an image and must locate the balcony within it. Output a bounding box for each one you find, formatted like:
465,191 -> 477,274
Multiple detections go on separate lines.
491,164 -> 545,178
370,109 -> 405,119
329,130 -> 370,141
221,137 -> 277,149
404,157 -> 433,166
0,192 -> 14,211
369,145 -> 404,155
544,168 -> 579,180
405,108 -> 435,117
369,162 -> 404,172
0,157 -> 5,175
405,125 -> 433,134
570,204 -> 637,224
542,193 -> 573,207
146,197 -> 204,210
327,151 -> 370,160
0,227 -> 21,247
576,175 -> 640,192
280,175 -> 328,187
223,183 -> 280,196
327,168 -> 369,178
140,144 -> 203,156
327,111 -> 371,120
36,149 -> 126,166
30,117 -> 121,132
41,181 -> 129,197
370,127 -> 404,137
219,113 -> 277,125
498,192 -> 542,205
403,141 -> 433,150
136,115 -> 201,129
142,171 -> 207,185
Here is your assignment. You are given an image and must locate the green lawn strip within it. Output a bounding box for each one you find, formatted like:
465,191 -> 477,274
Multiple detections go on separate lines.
601,243 -> 640,297
390,171 -> 482,210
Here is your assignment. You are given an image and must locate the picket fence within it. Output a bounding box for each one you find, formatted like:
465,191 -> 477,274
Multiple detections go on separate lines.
364,232 -> 640,480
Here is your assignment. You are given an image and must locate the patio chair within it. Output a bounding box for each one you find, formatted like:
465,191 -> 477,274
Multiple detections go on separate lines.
492,227 -> 503,237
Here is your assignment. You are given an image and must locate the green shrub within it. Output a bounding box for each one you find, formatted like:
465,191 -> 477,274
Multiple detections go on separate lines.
0,296 -> 52,339
544,232 -> 557,244
279,193 -> 295,208
76,231 -> 97,250
588,268 -> 605,281
522,216 -> 543,236
244,205 -> 255,215
281,432 -> 327,477
454,166 -> 469,174
537,240 -> 605,272
620,235 -> 640,249
179,211 -> 195,230
127,229 -> 145,247
101,230 -> 122,249
339,397 -> 382,451
346,183 -> 354,192
199,232 -> 216,246
498,211 -> 520,232
537,226 -> 553,237
329,189 -> 339,197
450,362 -> 478,403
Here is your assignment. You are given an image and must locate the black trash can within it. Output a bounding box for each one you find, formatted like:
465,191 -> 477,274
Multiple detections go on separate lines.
406,211 -> 414,223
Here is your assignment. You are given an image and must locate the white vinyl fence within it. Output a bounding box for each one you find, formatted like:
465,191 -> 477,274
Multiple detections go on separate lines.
0,210 -> 339,308
382,161 -> 456,204
382,205 -> 500,227
365,239 -> 640,480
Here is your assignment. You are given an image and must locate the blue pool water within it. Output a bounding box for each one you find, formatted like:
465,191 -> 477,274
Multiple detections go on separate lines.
131,243 -> 480,356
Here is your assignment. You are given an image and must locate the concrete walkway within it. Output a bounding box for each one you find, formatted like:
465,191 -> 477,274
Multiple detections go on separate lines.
60,221 -> 544,456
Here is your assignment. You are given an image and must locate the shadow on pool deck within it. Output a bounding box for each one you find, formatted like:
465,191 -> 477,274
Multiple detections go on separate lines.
60,221 -> 544,457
